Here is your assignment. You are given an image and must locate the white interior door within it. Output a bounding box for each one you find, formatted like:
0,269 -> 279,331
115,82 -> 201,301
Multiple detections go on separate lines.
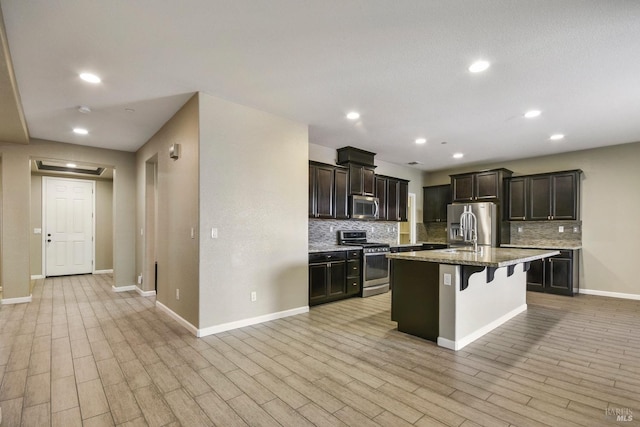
45,177 -> 94,276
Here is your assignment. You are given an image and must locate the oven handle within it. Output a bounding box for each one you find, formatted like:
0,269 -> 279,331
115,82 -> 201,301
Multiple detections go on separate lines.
364,251 -> 389,257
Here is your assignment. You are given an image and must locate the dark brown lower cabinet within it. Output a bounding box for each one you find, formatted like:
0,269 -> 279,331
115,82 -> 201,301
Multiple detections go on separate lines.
527,249 -> 579,296
309,250 -> 361,305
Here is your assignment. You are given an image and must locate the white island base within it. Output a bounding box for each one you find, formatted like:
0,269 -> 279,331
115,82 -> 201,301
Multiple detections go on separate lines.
437,263 -> 527,351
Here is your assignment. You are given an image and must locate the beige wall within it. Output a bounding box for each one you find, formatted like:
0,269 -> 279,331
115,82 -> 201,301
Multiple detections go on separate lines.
0,139 -> 136,299
308,143 -> 427,223
136,94 -> 200,326
29,175 -> 113,276
425,141 -> 640,296
198,92 -> 309,329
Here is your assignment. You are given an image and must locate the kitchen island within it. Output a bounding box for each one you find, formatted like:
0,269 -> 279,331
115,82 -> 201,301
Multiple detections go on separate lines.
387,247 -> 559,350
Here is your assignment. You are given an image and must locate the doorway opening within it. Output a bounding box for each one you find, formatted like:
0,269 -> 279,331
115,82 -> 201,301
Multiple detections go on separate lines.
399,192 -> 417,244
144,155 -> 159,294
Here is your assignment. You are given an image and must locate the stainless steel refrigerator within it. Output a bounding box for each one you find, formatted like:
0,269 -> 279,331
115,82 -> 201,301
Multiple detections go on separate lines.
447,202 -> 498,248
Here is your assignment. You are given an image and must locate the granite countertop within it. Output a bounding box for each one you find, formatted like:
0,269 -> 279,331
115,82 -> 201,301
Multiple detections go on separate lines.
502,243 -> 582,250
387,247 -> 560,267
391,241 -> 447,248
309,244 -> 360,253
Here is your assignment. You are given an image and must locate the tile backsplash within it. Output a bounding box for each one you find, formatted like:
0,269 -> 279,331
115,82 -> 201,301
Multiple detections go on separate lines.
309,219 -> 400,245
508,220 -> 582,245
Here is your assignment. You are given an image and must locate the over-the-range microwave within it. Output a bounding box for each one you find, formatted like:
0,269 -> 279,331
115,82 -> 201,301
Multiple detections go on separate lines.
351,195 -> 379,220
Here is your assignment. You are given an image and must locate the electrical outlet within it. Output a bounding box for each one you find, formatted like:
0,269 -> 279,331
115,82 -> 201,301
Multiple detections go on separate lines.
517,226 -> 523,233
176,289 -> 180,300
137,275 -> 142,285
329,226 -> 334,232
558,226 -> 564,233
251,291 -> 257,302
371,226 -> 374,232
211,228 -> 218,239
573,226 -> 580,233
443,273 -> 452,286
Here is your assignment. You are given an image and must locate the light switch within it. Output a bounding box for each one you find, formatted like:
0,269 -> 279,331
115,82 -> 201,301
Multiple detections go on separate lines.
558,226 -> 564,233
444,273 -> 451,286
211,228 -> 218,239
34,228 -> 42,234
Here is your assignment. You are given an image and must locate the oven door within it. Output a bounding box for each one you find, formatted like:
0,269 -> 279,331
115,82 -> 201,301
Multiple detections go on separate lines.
363,252 -> 389,287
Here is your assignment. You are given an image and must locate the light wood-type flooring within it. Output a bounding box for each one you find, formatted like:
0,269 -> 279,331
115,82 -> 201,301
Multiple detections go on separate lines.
1,274 -> 639,426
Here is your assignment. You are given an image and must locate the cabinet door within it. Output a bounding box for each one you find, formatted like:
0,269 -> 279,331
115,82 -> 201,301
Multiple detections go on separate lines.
552,173 -> 578,220
529,175 -> 551,220
475,171 -> 499,200
387,179 -> 399,221
348,164 -> 363,195
439,185 -> 451,220
423,186 -> 439,222
375,177 -> 388,220
363,167 -> 375,196
547,254 -> 573,295
526,258 -> 545,292
399,181 -> 408,222
328,261 -> 346,296
507,178 -> 527,220
452,174 -> 474,202
309,263 -> 328,304
315,166 -> 335,218
334,168 -> 349,219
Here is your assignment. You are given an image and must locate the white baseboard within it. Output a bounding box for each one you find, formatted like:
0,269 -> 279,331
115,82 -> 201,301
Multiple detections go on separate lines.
112,285 -> 136,293
30,275 -> 45,280
155,301 -> 198,335
579,289 -> 640,300
1,295 -> 33,305
93,269 -> 114,275
136,286 -> 156,297
154,301 -> 310,338
197,306 -> 310,337
438,303 -> 527,351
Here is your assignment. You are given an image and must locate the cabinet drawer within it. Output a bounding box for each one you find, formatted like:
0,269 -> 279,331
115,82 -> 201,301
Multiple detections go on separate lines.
309,251 -> 346,263
347,260 -> 361,277
347,250 -> 361,259
346,278 -> 360,295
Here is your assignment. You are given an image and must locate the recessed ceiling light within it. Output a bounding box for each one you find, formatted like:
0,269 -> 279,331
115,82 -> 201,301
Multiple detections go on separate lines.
79,72 -> 101,84
346,111 -> 360,120
453,153 -> 464,159
415,138 -> 427,144
73,128 -> 89,135
78,105 -> 91,114
66,163 -> 77,168
469,60 -> 490,73
125,108 -> 135,113
524,110 -> 541,118
549,134 -> 565,141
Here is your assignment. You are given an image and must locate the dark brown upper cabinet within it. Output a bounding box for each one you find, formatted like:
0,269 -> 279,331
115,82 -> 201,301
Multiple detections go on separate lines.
334,167 -> 349,219
423,185 -> 451,223
309,162 -> 334,219
451,169 -> 512,202
375,176 -> 388,220
507,170 -> 581,221
529,171 -> 580,220
506,177 -> 527,220
383,176 -> 409,222
348,163 -> 376,196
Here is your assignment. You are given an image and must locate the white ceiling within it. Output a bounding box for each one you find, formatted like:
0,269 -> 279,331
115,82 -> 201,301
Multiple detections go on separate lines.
2,1 -> 640,170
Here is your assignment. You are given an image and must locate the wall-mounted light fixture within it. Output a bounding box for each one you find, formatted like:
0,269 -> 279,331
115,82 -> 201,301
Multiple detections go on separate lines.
169,143 -> 181,160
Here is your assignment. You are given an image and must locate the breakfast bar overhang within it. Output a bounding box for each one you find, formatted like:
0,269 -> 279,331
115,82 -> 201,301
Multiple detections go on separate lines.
388,248 -> 559,351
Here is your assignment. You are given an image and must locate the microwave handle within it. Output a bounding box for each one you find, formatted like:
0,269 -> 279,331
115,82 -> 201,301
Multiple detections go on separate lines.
374,199 -> 379,218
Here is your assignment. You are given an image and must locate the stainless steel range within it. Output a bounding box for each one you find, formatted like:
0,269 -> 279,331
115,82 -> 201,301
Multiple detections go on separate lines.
338,230 -> 390,297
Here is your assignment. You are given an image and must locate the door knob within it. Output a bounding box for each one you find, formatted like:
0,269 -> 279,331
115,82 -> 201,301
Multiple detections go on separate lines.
47,233 -> 51,237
